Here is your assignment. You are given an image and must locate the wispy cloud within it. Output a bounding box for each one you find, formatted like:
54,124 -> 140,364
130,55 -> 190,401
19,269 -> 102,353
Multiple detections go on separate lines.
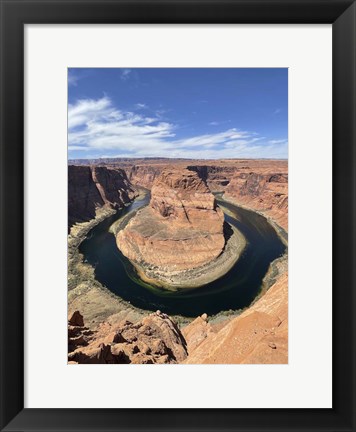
120,69 -> 132,81
135,103 -> 147,110
68,96 -> 288,159
209,121 -> 219,126
268,139 -> 287,145
273,108 -> 281,115
68,70 -> 79,87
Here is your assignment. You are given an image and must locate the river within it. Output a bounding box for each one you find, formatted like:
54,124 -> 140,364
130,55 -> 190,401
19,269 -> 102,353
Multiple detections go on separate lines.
79,193 -> 286,317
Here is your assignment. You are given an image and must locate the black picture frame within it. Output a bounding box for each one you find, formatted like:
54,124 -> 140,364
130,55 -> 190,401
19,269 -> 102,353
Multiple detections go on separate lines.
1,0 -> 355,431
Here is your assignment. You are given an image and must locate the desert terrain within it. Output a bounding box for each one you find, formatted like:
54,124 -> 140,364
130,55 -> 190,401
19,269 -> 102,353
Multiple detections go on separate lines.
68,158 -> 288,364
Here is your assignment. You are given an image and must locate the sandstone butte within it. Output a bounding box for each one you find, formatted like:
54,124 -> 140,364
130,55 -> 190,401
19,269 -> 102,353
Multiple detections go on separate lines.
116,169 -> 234,287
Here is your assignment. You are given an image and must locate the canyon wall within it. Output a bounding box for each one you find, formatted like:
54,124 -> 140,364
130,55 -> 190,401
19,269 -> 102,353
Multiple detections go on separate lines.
124,160 -> 288,231
128,164 -> 164,189
187,164 -> 237,191
70,159 -> 288,232
224,171 -> 288,231
68,165 -> 137,230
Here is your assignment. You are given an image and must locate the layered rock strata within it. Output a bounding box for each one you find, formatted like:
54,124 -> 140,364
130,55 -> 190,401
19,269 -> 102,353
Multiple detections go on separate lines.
128,164 -> 164,189
116,169 -> 244,288
68,165 -> 137,230
224,171 -> 288,231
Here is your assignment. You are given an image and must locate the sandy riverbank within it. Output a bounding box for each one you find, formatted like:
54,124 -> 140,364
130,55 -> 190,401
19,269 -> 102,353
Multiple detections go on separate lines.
68,207 -> 149,330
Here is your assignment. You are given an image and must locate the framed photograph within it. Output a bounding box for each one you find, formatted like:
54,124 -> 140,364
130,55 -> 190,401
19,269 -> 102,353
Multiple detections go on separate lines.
0,0 -> 355,431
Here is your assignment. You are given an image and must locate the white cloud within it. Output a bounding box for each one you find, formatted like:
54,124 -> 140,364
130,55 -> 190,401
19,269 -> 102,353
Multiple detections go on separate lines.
120,69 -> 132,81
135,103 -> 147,110
68,97 -> 113,129
268,139 -> 287,145
68,96 -> 288,159
273,108 -> 281,115
68,71 -> 79,86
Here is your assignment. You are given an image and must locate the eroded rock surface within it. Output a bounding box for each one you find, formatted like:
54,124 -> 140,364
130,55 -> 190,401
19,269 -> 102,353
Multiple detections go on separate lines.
183,272 -> 288,364
116,169 -> 228,286
68,310 -> 187,364
68,311 -> 94,353
68,165 -> 137,230
225,171 -> 288,231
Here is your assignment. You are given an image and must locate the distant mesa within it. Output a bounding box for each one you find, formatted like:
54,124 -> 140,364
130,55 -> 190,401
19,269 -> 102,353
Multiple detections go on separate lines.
116,168 -> 245,288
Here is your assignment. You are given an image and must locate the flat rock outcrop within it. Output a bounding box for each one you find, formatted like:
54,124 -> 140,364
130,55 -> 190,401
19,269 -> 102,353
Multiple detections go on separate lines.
68,310 -> 187,364
116,169 -> 231,287
68,165 -> 137,230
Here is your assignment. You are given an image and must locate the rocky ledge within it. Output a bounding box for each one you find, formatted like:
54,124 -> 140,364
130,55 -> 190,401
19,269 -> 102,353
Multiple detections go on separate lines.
68,270 -> 288,364
116,169 -> 245,288
68,310 -> 187,364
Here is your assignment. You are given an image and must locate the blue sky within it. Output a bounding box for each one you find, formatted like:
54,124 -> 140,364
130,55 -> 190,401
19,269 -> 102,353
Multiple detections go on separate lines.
68,68 -> 288,160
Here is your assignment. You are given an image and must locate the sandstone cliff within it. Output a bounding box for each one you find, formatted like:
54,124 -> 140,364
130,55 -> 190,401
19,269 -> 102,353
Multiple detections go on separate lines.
128,164 -> 164,189
224,171 -> 288,231
116,169 -> 228,287
187,165 -> 237,192
68,165 -> 137,230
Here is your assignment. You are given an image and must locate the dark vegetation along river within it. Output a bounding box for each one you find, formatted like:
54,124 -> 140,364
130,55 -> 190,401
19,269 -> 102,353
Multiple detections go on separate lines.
79,193 -> 286,317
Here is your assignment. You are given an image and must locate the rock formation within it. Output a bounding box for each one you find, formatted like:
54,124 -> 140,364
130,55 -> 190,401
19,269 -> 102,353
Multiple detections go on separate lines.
68,158 -> 288,364
224,171 -> 288,230
116,169 -> 230,287
181,313 -> 215,353
68,271 -> 288,364
68,165 -> 137,230
68,310 -> 188,364
187,165 -> 237,192
128,164 -> 164,189
183,272 -> 288,364
68,311 -> 94,353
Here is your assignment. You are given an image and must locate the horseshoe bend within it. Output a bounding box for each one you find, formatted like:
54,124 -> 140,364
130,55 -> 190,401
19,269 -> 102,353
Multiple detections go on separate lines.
66,68 -> 290,365
116,169 -> 246,288
67,158 -> 288,365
